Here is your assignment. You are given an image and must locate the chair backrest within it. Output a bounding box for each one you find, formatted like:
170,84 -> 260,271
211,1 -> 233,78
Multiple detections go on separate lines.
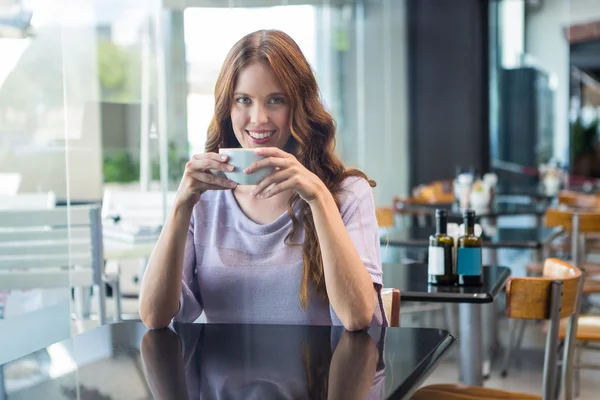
505,258 -> 582,400
102,188 -> 177,227
545,207 -> 600,234
381,288 -> 400,327
0,204 -> 103,290
0,172 -> 22,195
505,258 -> 581,320
0,191 -> 56,210
558,190 -> 600,210
376,207 -> 394,228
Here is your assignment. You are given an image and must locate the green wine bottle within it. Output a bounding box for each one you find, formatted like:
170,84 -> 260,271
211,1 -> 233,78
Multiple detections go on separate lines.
457,209 -> 483,285
428,209 -> 456,285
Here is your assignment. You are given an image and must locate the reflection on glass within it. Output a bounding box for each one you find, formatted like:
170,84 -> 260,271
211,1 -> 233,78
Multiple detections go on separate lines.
0,2 -> 73,365
141,324 -> 385,400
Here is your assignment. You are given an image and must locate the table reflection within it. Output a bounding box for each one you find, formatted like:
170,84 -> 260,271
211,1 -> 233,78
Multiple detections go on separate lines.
140,323 -> 386,400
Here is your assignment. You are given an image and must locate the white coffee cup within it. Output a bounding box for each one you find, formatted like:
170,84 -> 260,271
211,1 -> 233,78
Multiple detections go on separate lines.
218,148 -> 273,186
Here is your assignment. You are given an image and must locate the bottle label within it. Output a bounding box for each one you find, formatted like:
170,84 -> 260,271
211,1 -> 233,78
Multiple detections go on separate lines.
428,246 -> 448,275
457,247 -> 482,276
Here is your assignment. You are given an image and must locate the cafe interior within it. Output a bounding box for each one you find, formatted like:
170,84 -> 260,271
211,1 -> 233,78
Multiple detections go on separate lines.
1,0 -> 600,399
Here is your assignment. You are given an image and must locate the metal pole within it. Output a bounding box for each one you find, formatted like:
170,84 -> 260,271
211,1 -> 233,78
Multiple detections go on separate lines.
543,280 -> 563,400
154,0 -> 169,223
458,303 -> 483,385
140,17 -> 151,192
561,213 -> 582,400
90,205 -> 107,325
0,365 -> 6,400
355,0 -> 366,169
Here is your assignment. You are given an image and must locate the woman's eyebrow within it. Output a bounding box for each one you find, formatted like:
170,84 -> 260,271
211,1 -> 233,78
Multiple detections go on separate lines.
233,92 -> 287,97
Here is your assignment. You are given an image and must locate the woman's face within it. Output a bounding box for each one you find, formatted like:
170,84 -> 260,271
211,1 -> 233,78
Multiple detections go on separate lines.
230,62 -> 292,149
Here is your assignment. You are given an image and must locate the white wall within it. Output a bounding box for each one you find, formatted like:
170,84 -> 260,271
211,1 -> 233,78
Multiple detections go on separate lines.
569,0 -> 600,25
338,0 -> 409,206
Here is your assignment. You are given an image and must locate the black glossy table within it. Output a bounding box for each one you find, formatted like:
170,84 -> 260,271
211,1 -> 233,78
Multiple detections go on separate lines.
382,263 -> 511,387
382,263 -> 511,303
0,321 -> 455,400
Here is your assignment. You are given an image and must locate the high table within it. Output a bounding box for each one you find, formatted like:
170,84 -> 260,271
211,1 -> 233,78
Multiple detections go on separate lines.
382,263 -> 511,387
0,321 -> 455,400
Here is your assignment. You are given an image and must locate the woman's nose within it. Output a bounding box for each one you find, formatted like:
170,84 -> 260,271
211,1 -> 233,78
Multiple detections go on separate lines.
251,105 -> 269,125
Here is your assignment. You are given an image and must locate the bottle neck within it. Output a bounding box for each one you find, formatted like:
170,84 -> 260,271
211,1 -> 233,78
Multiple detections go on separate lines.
464,216 -> 475,235
436,216 -> 447,235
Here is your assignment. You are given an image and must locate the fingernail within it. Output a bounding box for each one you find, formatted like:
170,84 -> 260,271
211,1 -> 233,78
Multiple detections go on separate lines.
244,168 -> 250,174
229,181 -> 237,188
227,165 -> 234,171
251,189 -> 257,196
221,155 -> 227,160
261,192 -> 268,199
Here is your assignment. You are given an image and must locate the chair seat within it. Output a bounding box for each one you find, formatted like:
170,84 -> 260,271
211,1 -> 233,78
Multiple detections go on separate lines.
526,261 -> 600,277
583,279 -> 600,295
546,236 -> 600,253
558,315 -> 600,342
410,384 -> 540,400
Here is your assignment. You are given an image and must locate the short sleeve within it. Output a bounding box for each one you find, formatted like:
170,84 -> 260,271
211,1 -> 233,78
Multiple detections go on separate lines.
329,177 -> 387,327
172,211 -> 203,323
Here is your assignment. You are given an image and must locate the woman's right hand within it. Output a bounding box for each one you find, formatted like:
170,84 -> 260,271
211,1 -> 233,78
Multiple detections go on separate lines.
176,153 -> 237,209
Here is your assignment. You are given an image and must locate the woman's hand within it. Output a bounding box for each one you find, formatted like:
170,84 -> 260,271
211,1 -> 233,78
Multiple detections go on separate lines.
245,147 -> 326,202
176,153 -> 238,209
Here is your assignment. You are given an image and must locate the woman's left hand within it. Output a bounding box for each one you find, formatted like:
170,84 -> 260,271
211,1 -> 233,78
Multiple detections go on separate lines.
245,147 -> 325,202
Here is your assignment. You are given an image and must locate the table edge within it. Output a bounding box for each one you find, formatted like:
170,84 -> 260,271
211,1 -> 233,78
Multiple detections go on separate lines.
390,331 -> 457,399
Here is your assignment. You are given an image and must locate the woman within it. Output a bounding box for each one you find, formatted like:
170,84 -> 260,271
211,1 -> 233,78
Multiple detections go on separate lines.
139,29 -> 385,331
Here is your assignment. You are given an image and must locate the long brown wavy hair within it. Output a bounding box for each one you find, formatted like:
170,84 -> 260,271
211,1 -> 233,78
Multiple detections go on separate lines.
206,29 -> 375,309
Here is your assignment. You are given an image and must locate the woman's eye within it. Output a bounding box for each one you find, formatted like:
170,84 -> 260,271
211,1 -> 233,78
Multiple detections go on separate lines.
236,97 -> 251,104
269,97 -> 285,105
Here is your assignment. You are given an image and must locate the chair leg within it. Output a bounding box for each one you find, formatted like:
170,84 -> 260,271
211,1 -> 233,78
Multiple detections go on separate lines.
74,287 -> 92,319
96,282 -> 107,326
112,277 -> 122,322
555,340 -> 565,400
575,341 -> 582,398
501,318 -> 526,377
501,318 -> 519,377
0,364 -> 7,400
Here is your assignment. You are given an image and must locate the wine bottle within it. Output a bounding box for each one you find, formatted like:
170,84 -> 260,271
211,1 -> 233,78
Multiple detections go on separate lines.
428,209 -> 456,285
457,209 -> 483,285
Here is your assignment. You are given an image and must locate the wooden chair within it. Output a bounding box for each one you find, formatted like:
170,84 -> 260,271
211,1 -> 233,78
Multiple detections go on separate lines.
382,288 -> 400,327
552,192 -> 600,255
557,314 -> 600,398
507,209 -> 600,397
525,208 -> 600,280
411,258 -> 582,400
558,190 -> 600,210
393,180 -> 455,212
376,207 -> 395,228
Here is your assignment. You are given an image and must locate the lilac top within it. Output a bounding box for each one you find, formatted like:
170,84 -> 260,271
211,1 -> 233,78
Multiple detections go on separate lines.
173,176 -> 386,326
